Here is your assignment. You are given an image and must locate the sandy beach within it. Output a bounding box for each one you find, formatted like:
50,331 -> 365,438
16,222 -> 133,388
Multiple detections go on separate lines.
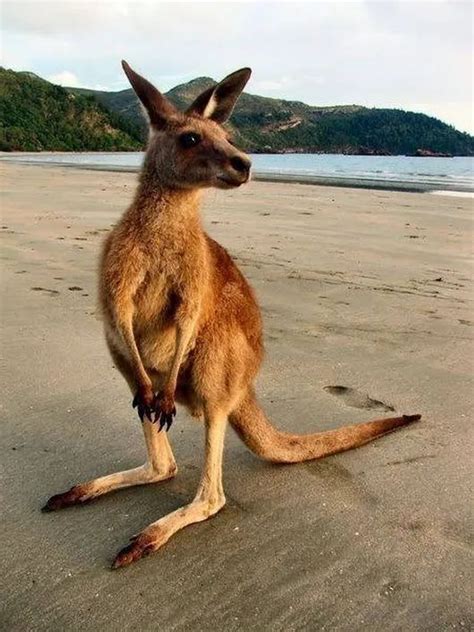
1,163 -> 473,630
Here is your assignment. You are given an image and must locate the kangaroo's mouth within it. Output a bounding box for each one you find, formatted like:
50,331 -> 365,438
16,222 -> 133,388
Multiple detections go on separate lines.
216,174 -> 249,188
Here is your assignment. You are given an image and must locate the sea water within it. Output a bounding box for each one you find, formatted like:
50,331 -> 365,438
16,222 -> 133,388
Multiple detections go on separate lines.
1,152 -> 473,193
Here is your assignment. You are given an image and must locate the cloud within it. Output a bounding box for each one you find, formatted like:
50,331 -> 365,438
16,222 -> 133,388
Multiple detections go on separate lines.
1,1 -> 472,132
47,70 -> 81,87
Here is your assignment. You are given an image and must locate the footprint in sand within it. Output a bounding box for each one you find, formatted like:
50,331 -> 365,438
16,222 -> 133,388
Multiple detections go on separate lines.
324,385 -> 395,412
31,287 -> 60,296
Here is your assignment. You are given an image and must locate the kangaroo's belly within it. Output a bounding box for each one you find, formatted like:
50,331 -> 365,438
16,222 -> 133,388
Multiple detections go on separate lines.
104,272 -> 188,374
105,317 -> 178,369
132,275 -> 180,370
136,324 -> 178,372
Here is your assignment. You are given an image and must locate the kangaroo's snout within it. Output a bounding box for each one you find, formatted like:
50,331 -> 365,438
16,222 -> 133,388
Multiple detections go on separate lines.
230,154 -> 251,175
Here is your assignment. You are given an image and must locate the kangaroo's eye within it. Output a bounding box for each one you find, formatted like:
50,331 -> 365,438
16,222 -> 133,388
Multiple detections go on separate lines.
179,132 -> 201,149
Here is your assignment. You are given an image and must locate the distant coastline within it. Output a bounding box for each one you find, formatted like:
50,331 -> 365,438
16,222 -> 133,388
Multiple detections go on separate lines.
2,152 -> 473,194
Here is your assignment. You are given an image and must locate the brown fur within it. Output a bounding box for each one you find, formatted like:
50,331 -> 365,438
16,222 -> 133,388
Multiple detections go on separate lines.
43,62 -> 421,568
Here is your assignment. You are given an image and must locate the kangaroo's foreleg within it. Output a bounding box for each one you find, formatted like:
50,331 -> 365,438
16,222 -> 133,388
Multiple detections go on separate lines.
153,295 -> 200,429
103,256 -> 157,424
42,420 -> 177,511
112,410 -> 227,568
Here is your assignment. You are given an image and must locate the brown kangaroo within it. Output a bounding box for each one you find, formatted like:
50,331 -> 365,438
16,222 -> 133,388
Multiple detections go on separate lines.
43,61 -> 421,568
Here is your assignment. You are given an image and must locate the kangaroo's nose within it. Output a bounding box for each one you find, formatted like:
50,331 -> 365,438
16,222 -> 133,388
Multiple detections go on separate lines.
230,155 -> 251,174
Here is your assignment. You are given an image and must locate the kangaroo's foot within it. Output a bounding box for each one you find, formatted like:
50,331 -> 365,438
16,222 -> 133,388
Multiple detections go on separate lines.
112,495 -> 225,569
133,390 -> 176,430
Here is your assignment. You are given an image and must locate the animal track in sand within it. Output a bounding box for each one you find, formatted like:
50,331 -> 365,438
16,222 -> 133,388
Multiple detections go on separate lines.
31,287 -> 60,296
324,385 -> 395,412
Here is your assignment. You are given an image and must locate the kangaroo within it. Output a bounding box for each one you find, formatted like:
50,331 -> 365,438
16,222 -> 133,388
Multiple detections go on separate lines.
43,61 -> 421,568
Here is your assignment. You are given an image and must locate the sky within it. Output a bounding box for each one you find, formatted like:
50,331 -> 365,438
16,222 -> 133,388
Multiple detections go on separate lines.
1,0 -> 473,134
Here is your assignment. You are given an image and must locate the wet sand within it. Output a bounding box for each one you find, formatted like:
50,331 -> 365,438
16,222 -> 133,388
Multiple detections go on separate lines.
1,163 -> 473,631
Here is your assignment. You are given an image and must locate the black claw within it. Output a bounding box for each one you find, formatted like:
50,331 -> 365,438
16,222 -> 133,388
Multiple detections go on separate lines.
159,412 -> 167,432
136,400 -> 153,423
133,392 -> 176,428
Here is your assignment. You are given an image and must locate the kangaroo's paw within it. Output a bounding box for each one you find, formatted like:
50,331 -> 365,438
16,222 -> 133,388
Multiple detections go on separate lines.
132,391 -> 176,430
132,391 -> 155,423
154,391 -> 177,431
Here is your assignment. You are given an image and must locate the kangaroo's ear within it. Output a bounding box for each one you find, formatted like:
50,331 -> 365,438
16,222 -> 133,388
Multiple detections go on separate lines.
121,60 -> 177,129
186,67 -> 251,123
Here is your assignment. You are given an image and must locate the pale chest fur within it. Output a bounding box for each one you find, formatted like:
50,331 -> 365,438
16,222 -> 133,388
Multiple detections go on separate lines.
101,213 -> 207,374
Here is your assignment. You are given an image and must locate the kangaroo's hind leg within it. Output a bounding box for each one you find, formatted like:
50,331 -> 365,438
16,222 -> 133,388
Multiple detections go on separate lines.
42,348 -> 177,512
112,407 -> 227,568
43,420 -> 177,511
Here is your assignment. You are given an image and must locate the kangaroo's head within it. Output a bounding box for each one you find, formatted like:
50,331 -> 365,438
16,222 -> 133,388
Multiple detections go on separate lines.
122,61 -> 252,190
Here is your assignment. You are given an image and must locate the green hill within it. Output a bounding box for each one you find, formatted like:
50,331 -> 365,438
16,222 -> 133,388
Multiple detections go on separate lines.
0,68 -> 142,151
1,67 -> 473,155
68,76 -> 474,156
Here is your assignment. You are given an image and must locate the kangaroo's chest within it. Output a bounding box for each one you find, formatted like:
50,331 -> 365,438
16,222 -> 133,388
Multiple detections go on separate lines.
103,224 -> 202,372
132,263 -> 181,368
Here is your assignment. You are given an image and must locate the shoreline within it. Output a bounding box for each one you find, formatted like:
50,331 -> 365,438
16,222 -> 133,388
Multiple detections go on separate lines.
1,157 -> 472,194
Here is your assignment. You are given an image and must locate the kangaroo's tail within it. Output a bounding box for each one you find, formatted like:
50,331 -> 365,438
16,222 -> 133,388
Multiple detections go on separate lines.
229,389 -> 421,463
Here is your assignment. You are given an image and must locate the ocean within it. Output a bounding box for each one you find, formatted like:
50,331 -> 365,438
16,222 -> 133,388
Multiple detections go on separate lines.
1,152 -> 473,194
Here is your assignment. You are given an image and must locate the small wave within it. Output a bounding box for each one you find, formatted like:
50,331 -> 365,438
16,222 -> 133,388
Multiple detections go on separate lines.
430,190 -> 474,198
